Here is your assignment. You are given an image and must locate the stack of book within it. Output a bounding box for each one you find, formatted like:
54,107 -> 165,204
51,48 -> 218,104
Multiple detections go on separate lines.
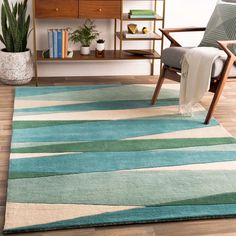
48,29 -> 69,59
129,9 -> 156,19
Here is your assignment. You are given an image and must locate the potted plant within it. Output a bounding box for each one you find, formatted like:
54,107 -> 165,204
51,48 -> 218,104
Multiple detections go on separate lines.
0,0 -> 33,85
69,20 -> 99,55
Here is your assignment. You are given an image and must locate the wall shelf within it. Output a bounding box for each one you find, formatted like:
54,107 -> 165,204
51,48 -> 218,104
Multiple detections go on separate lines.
116,32 -> 162,41
122,13 -> 163,21
37,50 -> 161,61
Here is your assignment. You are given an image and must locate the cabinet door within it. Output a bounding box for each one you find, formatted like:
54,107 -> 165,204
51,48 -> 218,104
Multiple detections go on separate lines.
35,0 -> 79,19
79,0 -> 121,19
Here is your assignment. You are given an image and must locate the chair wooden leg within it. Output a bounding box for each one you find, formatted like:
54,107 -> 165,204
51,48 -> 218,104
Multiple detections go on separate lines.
151,67 -> 166,105
204,61 -> 234,124
204,82 -> 226,125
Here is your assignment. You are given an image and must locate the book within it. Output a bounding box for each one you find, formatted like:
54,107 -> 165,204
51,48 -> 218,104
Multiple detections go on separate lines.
124,31 -> 158,39
53,30 -> 58,58
130,9 -> 155,16
62,29 -> 65,59
64,30 -> 69,59
48,30 -> 53,59
57,30 -> 62,58
129,14 -> 157,19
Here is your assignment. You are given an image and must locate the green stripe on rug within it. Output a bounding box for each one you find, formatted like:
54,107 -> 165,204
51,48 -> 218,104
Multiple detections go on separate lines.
13,120 -> 98,129
11,137 -> 235,153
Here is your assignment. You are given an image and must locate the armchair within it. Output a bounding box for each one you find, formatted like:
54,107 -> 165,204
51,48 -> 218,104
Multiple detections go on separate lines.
151,6 -> 236,124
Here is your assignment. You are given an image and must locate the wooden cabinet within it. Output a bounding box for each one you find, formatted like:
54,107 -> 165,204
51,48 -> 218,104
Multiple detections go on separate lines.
79,0 -> 121,19
34,0 -> 120,19
35,0 -> 79,19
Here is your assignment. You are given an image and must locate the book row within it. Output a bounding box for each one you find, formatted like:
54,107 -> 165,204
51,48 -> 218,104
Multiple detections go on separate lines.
48,29 -> 69,59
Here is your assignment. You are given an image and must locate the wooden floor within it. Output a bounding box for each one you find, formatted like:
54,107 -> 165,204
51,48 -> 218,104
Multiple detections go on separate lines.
1,76 -> 236,236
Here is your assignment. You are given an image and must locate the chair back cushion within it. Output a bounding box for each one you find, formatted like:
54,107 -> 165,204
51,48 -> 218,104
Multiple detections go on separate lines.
199,1 -> 236,52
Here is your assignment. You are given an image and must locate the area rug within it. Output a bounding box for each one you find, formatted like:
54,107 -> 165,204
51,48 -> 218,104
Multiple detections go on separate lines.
4,84 -> 236,234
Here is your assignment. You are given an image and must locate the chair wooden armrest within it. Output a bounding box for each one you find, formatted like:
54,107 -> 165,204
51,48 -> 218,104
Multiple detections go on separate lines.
160,27 -> 206,47
217,40 -> 236,60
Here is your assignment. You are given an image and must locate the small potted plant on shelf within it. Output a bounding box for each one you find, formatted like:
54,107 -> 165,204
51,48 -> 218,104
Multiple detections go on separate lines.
69,19 -> 99,55
0,0 -> 33,85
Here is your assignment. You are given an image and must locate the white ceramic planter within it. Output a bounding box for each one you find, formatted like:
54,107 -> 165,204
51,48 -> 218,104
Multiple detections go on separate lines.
0,50 -> 34,85
96,42 -> 105,51
80,46 -> 90,55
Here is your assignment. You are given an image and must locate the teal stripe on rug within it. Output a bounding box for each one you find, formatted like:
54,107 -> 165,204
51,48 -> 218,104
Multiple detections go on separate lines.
15,86 -> 178,101
11,119 -> 218,143
9,150 -> 236,179
4,204 -> 236,234
7,170 -> 236,205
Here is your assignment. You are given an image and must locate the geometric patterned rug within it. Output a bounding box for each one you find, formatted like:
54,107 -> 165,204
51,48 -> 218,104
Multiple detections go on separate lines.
4,84 -> 236,234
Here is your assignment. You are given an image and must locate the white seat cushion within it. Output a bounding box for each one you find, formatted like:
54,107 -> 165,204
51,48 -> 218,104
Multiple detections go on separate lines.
162,47 -> 236,78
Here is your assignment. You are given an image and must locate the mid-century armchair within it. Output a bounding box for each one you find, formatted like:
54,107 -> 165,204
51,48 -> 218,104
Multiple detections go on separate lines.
151,1 -> 236,124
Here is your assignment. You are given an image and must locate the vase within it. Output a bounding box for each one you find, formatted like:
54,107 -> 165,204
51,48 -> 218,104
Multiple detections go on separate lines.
96,40 -> 105,58
0,49 -> 34,85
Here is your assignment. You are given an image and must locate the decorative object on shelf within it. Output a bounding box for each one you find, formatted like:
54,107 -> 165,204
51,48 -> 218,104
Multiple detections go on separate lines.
129,9 -> 156,19
127,24 -> 138,34
0,0 -> 33,85
48,28 -> 69,59
95,39 -> 105,58
142,27 -> 149,34
42,49 -> 73,59
69,19 -> 99,56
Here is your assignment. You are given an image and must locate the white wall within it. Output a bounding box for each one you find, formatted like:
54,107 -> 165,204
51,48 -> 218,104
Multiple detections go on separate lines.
0,0 -> 217,77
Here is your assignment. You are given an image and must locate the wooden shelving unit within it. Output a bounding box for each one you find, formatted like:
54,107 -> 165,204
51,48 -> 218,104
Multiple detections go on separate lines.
115,0 -> 166,76
33,0 -> 166,86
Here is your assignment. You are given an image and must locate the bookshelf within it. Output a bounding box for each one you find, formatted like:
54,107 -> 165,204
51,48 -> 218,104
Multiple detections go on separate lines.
32,0 -> 166,86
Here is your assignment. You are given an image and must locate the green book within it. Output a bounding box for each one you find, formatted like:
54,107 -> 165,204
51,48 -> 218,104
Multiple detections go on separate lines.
129,15 -> 157,19
130,9 -> 155,16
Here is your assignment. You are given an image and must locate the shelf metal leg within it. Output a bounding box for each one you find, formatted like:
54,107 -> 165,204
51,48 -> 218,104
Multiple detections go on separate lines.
160,0 -> 166,74
151,0 -> 158,76
32,0 -> 39,87
114,19 -> 117,51
119,0 -> 123,54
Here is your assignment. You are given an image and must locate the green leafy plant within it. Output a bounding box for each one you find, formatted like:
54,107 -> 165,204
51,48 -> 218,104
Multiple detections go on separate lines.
70,20 -> 99,47
0,0 -> 31,52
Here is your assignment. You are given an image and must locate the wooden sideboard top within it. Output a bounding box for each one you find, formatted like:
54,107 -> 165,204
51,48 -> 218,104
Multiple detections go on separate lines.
34,0 -> 122,19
